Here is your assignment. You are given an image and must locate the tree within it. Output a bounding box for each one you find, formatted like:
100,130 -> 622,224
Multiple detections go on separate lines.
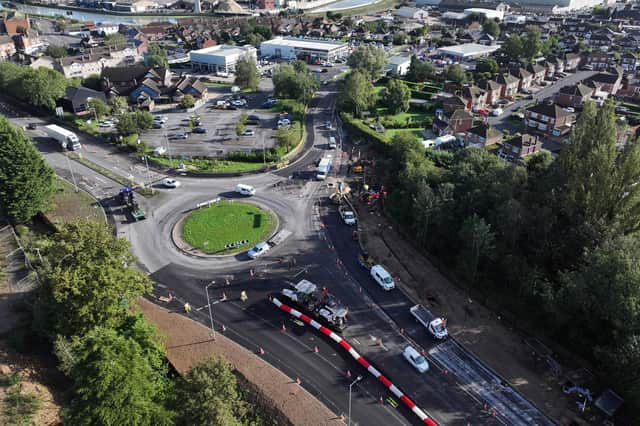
63,327 -> 174,426
146,43 -> 168,68
385,79 -> 411,114
87,98 -> 110,119
35,221 -> 153,337
175,357 -> 246,426
21,68 -> 69,110
475,58 -> 499,75
406,55 -> 434,82
276,121 -> 302,150
104,32 -> 127,47
482,20 -> 500,38
117,111 -> 153,135
272,62 -> 318,104
347,45 -> 387,79
81,74 -> 101,91
444,64 -> 465,84
110,96 -> 128,114
0,117 -> 55,223
179,94 -> 196,109
457,214 -> 495,284
502,34 -> 524,60
246,32 -> 264,47
234,56 -> 260,91
337,70 -> 376,117
523,26 -> 542,61
45,45 -> 67,58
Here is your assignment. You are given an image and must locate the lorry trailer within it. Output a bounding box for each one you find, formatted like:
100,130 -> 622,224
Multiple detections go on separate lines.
43,124 -> 81,151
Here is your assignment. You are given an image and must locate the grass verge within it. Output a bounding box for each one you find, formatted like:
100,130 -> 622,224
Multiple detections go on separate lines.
149,156 -> 269,173
46,178 -> 106,225
181,201 -> 277,254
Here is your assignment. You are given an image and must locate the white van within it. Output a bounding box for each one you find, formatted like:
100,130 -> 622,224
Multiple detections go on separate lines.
328,136 -> 337,149
235,184 -> 256,196
371,265 -> 395,291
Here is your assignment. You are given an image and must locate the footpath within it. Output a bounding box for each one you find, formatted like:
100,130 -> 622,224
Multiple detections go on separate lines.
137,298 -> 342,426
355,208 -> 574,423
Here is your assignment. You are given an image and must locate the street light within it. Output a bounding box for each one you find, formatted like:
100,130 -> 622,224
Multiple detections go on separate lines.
205,281 -> 216,340
348,375 -> 363,426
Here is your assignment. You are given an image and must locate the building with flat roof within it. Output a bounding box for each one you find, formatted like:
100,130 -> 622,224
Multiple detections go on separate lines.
437,43 -> 500,59
189,44 -> 257,74
259,37 -> 349,62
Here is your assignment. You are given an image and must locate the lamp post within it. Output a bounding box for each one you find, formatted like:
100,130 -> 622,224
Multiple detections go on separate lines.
348,375 -> 362,426
205,281 -> 216,340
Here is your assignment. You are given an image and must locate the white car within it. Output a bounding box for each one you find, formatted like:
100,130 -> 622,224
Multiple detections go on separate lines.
403,346 -> 429,373
339,207 -> 356,225
491,108 -> 503,116
153,146 -> 167,155
99,121 -> 113,128
162,178 -> 181,188
247,242 -> 270,259
564,107 -> 575,113
371,265 -> 395,291
243,129 -> 255,136
154,116 -> 168,124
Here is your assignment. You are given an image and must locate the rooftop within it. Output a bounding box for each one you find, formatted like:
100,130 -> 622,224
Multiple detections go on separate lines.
260,37 -> 347,51
190,44 -> 254,57
437,43 -> 500,58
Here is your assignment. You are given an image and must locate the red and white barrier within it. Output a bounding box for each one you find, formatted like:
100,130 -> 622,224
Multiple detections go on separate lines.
272,297 -> 438,426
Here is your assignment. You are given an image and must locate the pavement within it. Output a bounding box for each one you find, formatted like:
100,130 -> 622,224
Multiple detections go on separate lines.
7,75 -> 560,425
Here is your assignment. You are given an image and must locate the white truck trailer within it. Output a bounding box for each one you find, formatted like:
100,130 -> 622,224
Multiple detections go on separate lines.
410,304 -> 448,339
43,124 -> 81,151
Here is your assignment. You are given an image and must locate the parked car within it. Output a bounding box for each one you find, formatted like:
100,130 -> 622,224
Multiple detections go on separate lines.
154,115 -> 168,124
192,127 -> 207,134
173,133 -> 189,140
162,178 -> 181,188
99,121 -> 114,128
153,122 -> 165,129
371,265 -> 395,291
491,108 -> 504,117
242,129 -> 255,136
402,346 -> 429,373
153,146 -> 167,155
27,122 -> 37,130
247,242 -> 270,259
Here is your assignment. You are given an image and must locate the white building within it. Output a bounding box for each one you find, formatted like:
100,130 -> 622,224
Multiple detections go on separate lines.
55,45 -> 142,79
463,8 -> 505,20
504,14 -> 527,24
394,6 -> 429,21
259,37 -> 349,62
385,55 -> 412,76
437,43 -> 501,59
189,45 -> 257,74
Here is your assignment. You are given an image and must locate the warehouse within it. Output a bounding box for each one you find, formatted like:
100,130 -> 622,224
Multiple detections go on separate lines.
189,45 -> 257,74
437,43 -> 500,59
259,37 -> 349,62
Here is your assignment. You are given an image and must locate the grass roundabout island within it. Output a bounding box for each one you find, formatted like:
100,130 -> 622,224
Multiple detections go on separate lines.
181,200 -> 277,254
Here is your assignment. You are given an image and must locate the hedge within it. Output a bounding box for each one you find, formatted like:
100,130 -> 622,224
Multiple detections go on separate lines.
340,112 -> 390,148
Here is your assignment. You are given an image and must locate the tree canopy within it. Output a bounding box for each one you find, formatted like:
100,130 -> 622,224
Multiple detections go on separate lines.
347,45 -> 387,79
406,55 -> 434,83
0,116 -> 55,223
234,56 -> 260,91
337,70 -> 376,117
482,20 -> 500,38
444,64 -> 465,84
146,43 -> 168,68
272,62 -> 318,104
385,79 -> 411,114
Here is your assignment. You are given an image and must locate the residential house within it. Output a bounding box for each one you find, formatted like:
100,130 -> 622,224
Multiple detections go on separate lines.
619,34 -> 640,50
549,55 -> 565,73
0,34 -> 15,60
433,108 -> 474,136
510,67 -> 533,91
394,6 -> 429,21
442,95 -> 468,114
477,79 -> 502,105
543,60 -> 556,77
500,134 -> 542,161
465,123 -> 503,147
495,73 -> 519,98
563,52 -> 581,71
622,52 -> 640,72
0,13 -> 29,36
101,65 -> 170,97
583,51 -> 614,70
139,25 -> 167,41
554,83 -> 594,108
127,70 -> 206,106
524,101 -> 574,137
56,44 -> 143,79
384,55 -> 411,76
461,85 -> 488,111
585,69 -> 623,95
526,63 -> 546,84
60,86 -> 108,115
588,31 -> 615,48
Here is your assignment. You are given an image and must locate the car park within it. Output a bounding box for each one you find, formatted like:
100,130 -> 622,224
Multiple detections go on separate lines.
247,241 -> 270,259
403,346 -> 429,373
162,178 -> 181,188
192,127 -> 207,134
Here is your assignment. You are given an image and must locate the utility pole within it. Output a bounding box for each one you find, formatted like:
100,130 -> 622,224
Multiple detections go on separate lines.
143,154 -> 153,193
205,281 -> 216,340
348,375 -> 363,426
65,154 -> 79,192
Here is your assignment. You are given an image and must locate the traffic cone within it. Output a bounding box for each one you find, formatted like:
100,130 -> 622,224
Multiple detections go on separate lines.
346,370 -> 351,378
225,278 -> 230,286
443,369 -> 448,375
313,346 -> 319,353
221,292 -> 227,301
296,377 -> 301,385
221,324 -> 226,333
400,328 -> 404,335
281,323 -> 287,332
259,347 -> 265,355
250,269 -> 254,277
379,395 -> 384,404
339,414 -> 345,421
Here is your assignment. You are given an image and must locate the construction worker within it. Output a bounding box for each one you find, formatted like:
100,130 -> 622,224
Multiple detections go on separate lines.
184,302 -> 192,314
240,290 -> 248,302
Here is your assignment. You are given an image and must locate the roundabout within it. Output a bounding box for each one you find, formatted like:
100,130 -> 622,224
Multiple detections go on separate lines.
178,200 -> 278,255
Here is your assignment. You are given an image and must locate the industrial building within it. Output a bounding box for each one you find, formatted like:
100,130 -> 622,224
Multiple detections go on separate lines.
437,43 -> 501,59
259,37 -> 349,62
189,45 -> 257,74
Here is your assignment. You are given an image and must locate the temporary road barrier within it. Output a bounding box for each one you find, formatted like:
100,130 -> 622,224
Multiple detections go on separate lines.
271,297 -> 438,426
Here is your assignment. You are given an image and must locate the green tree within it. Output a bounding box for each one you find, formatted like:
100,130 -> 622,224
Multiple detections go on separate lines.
444,64 -> 465,84
523,26 -> 542,61
110,96 -> 128,114
81,74 -> 101,91
0,116 -> 55,223
64,327 -> 174,426
234,56 -> 260,91
35,221 -> 153,337
175,357 -> 246,426
179,94 -> 196,109
276,121 -> 302,150
45,44 -> 67,58
87,98 -> 110,119
21,68 -> 69,110
246,32 -> 264,47
502,34 -> 524,60
347,45 -> 387,79
338,70 -> 376,117
406,55 -> 434,82
104,32 -> 127,47
146,43 -> 168,68
272,62 -> 318,104
475,58 -> 499,75
385,79 -> 411,114
457,213 -> 495,284
482,20 -> 500,38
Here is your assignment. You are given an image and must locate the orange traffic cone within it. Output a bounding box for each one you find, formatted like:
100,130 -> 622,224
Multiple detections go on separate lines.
221,324 -> 226,333
346,370 -> 351,378
281,323 -> 287,332
296,377 -> 301,385
313,346 -> 319,353
259,347 -> 265,355
379,395 -> 384,404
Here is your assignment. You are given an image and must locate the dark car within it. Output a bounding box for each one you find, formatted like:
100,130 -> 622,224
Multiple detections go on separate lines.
321,68 -> 328,73
245,120 -> 259,126
27,123 -> 37,130
248,114 -> 260,121
192,127 -> 207,134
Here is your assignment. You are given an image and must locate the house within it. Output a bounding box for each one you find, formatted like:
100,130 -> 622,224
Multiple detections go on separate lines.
442,95 -> 468,114
563,53 -> 581,71
549,55 -> 565,73
56,44 -> 143,79
138,25 -> 167,41
477,79 -> 503,105
495,73 -> 520,98
0,35 -> 15,60
478,33 -> 495,45
619,34 -> 640,50
465,123 -> 503,147
433,108 -> 474,136
500,134 -> 542,161
394,6 -> 429,21
588,31 -> 615,47
60,86 -> 108,115
461,85 -> 488,111
510,67 -> 533,91
621,52 -> 640,72
0,13 -> 29,37
127,70 -> 206,106
585,69 -> 623,95
384,55 -> 411,76
543,60 -> 556,77
524,101 -> 574,137
526,63 -> 546,84
554,83 -> 594,108
583,51 -> 613,70
101,65 -> 170,97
